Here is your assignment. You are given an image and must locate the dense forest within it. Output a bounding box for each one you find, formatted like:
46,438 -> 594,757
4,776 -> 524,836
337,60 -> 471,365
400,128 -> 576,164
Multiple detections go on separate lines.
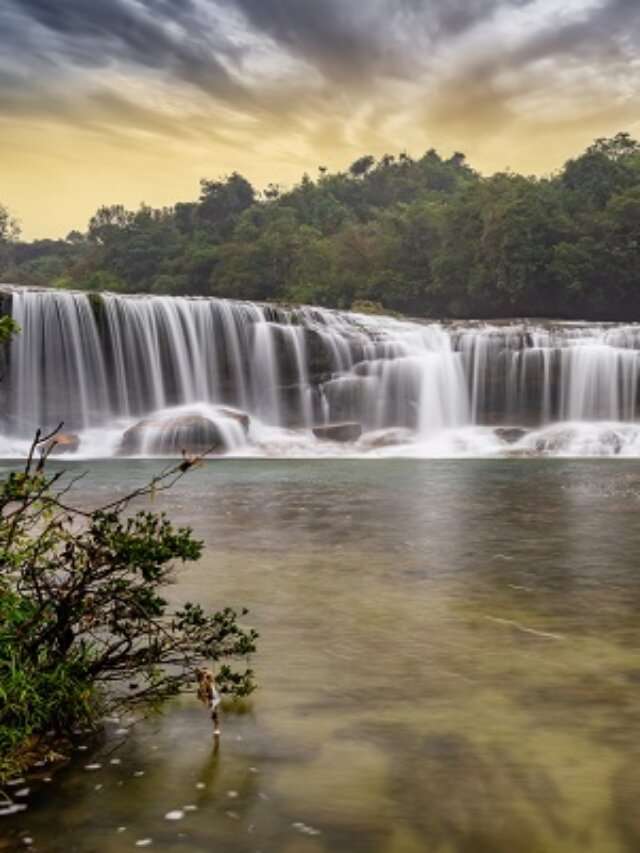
2,132 -> 640,320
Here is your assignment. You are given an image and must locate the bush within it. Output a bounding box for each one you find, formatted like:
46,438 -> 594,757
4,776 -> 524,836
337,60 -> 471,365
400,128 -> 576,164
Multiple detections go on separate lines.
0,431 -> 258,780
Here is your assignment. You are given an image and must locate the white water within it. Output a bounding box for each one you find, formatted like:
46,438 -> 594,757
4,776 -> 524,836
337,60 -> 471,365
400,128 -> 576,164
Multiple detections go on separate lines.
3,286 -> 640,458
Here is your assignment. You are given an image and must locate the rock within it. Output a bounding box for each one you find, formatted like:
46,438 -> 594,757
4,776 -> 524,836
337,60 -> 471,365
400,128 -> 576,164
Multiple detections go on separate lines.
313,422 -> 362,443
216,407 -> 250,434
119,415 -> 227,456
119,419 -> 160,455
494,427 -> 528,445
358,428 -> 413,449
305,328 -> 337,381
534,429 -> 575,454
600,430 -> 623,455
43,432 -> 80,455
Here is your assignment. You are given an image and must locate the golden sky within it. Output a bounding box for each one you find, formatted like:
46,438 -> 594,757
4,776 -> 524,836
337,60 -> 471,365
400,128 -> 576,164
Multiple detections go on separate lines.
2,0 -> 640,239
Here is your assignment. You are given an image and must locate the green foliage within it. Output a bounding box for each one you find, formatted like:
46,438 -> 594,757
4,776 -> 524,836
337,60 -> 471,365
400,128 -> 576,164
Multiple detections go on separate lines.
0,316 -> 19,345
3,132 -> 640,318
0,437 -> 258,779
0,204 -> 20,245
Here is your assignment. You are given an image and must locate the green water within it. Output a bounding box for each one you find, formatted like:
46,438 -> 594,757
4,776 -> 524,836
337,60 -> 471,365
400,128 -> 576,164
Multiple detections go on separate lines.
3,459 -> 640,852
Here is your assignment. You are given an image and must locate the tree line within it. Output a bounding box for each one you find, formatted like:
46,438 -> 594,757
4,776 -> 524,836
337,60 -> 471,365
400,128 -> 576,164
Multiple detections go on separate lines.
2,132 -> 640,320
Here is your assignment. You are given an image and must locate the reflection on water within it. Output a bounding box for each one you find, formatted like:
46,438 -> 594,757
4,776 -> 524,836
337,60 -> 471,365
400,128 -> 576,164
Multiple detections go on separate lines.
3,459 -> 640,852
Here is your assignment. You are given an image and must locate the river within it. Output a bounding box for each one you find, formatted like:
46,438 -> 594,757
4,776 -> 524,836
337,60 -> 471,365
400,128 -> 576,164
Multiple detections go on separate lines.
3,458 -> 640,852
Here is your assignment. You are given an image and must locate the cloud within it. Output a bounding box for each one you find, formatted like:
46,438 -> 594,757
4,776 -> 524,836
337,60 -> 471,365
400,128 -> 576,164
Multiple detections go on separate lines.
2,0 -> 640,237
5,0 -> 640,110
3,0 -> 245,98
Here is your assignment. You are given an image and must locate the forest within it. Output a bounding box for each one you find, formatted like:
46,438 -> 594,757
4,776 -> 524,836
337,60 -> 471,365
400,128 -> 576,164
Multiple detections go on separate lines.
2,132 -> 640,320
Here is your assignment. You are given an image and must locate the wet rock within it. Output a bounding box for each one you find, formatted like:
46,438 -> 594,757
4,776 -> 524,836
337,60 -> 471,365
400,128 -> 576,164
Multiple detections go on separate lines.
313,422 -> 362,443
358,428 -> 414,449
43,432 -> 81,455
120,419 -> 167,455
322,376 -> 371,424
535,429 -> 576,454
600,430 -> 623,455
494,427 -> 528,445
119,416 -> 227,456
305,329 -> 336,381
216,407 -> 250,434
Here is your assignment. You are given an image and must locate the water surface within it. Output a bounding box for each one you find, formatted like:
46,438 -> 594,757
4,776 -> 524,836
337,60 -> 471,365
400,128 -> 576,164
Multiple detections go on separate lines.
3,459 -> 640,853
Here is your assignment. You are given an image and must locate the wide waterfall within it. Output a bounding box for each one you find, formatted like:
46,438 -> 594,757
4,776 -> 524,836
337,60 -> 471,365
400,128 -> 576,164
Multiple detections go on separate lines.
2,285 -> 640,458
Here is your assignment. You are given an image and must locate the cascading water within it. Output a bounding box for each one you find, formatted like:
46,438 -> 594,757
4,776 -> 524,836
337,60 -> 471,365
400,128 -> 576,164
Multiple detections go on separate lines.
3,286 -> 640,458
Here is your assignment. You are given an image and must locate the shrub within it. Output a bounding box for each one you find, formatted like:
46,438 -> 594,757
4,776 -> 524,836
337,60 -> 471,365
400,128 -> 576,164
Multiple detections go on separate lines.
0,431 -> 258,779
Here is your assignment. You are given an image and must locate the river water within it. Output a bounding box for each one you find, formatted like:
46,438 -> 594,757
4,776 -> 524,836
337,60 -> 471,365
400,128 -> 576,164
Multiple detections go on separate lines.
3,458 -> 640,852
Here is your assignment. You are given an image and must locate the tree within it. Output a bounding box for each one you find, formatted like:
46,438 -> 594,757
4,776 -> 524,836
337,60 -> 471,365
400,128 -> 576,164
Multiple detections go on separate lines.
0,204 -> 20,245
349,155 -> 375,178
0,204 -> 21,273
0,316 -> 18,346
198,173 -> 255,239
5,132 -> 640,320
587,132 -> 640,161
88,205 -> 134,244
0,433 -> 258,779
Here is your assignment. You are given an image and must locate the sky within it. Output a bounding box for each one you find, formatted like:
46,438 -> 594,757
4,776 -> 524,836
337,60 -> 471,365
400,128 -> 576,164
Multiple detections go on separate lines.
1,0 -> 640,239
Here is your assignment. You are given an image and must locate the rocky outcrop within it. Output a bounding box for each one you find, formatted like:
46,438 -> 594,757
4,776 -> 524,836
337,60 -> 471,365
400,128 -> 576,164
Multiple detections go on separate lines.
120,415 -> 228,456
534,429 -> 575,454
313,422 -> 362,443
599,430 -> 624,455
494,427 -> 528,445
358,428 -> 414,449
216,407 -> 251,435
43,432 -> 81,455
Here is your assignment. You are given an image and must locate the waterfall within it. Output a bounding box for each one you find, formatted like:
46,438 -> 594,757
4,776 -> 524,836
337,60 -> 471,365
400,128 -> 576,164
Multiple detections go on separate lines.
3,286 -> 640,457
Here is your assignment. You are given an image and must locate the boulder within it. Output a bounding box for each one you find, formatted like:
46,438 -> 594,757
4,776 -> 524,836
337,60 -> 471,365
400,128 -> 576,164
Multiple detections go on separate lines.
216,407 -> 250,435
600,430 -> 623,455
494,427 -> 528,445
534,429 -> 575,454
358,428 -> 414,449
304,328 -> 337,381
119,419 -> 160,455
43,432 -> 81,455
119,415 -> 227,456
313,422 -> 362,443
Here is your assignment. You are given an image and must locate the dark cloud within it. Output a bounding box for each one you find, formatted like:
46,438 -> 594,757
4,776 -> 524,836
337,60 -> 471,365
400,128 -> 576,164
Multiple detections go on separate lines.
4,0 -> 640,97
1,0 -> 543,93
3,0 -> 244,98
222,0 -> 543,81
1,0 -> 640,163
